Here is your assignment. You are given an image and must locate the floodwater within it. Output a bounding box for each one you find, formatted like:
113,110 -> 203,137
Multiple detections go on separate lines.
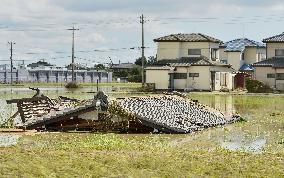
0,88 -> 284,152
0,134 -> 20,147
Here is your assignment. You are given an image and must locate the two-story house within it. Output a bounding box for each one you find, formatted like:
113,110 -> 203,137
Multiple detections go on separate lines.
145,33 -> 235,91
253,33 -> 284,90
219,38 -> 266,72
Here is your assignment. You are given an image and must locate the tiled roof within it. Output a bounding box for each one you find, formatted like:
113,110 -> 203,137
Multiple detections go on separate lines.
221,38 -> 265,52
153,56 -> 230,67
239,64 -> 254,71
154,33 -> 222,43
252,57 -> 284,68
263,32 -> 284,43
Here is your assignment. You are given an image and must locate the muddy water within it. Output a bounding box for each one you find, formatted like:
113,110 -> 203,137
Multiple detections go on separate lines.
0,89 -> 284,152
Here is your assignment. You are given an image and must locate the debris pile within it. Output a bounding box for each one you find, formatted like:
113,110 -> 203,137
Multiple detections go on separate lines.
5,88 -> 241,133
111,95 -> 240,133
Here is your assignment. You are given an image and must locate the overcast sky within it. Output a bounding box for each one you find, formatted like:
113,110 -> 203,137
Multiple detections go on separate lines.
1,0 -> 284,67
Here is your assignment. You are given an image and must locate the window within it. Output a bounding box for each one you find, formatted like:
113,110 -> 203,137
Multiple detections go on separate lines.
211,49 -> 218,60
220,60 -> 228,64
189,73 -> 199,77
276,73 -> 284,80
267,74 -> 275,78
188,49 -> 201,55
241,53 -> 245,60
220,73 -> 228,86
173,73 -> 187,79
275,49 -> 284,57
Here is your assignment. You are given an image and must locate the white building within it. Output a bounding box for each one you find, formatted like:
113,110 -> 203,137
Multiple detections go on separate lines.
146,33 -> 235,91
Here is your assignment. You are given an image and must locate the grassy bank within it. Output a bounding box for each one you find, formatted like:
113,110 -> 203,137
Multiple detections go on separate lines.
0,82 -> 142,88
0,133 -> 283,177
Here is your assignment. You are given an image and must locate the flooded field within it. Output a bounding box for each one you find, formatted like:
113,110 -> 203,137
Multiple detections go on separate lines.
0,87 -> 284,153
0,87 -> 284,177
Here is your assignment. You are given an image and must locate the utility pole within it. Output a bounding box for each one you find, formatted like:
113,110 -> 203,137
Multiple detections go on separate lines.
140,14 -> 146,86
8,42 -> 16,85
67,26 -> 79,82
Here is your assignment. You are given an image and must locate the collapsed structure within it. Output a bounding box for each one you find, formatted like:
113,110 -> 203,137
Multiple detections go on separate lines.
6,89 -> 241,133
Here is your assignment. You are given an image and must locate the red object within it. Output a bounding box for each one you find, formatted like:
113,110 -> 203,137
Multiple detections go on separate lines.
235,73 -> 251,88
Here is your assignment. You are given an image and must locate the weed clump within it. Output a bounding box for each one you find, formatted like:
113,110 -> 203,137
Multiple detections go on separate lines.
65,82 -> 80,89
245,78 -> 273,93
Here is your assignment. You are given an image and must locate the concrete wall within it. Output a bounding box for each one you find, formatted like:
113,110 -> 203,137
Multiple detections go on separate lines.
156,41 -> 220,61
146,69 -> 169,90
255,67 -> 284,90
266,43 -> 284,59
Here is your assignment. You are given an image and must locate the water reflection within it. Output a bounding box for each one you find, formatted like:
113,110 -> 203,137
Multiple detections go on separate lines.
0,134 -> 20,147
220,135 -> 266,153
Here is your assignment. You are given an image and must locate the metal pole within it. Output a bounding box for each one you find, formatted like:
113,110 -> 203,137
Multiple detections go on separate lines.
8,42 -> 15,85
140,14 -> 145,86
67,26 -> 79,82
72,27 -> 75,82
96,68 -> 99,92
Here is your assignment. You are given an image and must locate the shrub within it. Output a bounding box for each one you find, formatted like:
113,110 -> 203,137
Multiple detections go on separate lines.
65,82 -> 80,89
245,78 -> 273,93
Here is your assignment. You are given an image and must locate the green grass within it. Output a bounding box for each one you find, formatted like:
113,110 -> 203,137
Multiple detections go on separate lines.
0,82 -> 142,88
0,133 -> 283,177
1,90 -> 284,177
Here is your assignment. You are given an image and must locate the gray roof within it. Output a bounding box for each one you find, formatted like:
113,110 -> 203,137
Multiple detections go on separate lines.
153,56 -> 230,67
111,63 -> 137,69
252,57 -> 284,68
263,32 -> 284,43
221,38 -> 265,52
154,33 -> 222,43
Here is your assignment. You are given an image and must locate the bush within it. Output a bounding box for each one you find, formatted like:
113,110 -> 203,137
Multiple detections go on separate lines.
245,78 -> 273,93
65,82 -> 80,89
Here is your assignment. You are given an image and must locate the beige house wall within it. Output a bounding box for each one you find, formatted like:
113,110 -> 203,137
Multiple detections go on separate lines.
254,67 -> 276,88
276,68 -> 284,90
244,47 -> 266,64
244,47 -> 257,64
173,67 -> 188,90
157,42 -> 180,60
227,52 -> 243,70
156,41 -> 220,61
187,66 -> 211,90
255,67 -> 284,90
219,48 -> 227,61
266,43 -> 284,58
145,69 -> 169,89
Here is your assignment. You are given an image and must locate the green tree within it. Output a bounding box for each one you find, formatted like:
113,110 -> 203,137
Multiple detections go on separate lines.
135,57 -> 148,66
147,56 -> 157,66
95,64 -> 106,70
